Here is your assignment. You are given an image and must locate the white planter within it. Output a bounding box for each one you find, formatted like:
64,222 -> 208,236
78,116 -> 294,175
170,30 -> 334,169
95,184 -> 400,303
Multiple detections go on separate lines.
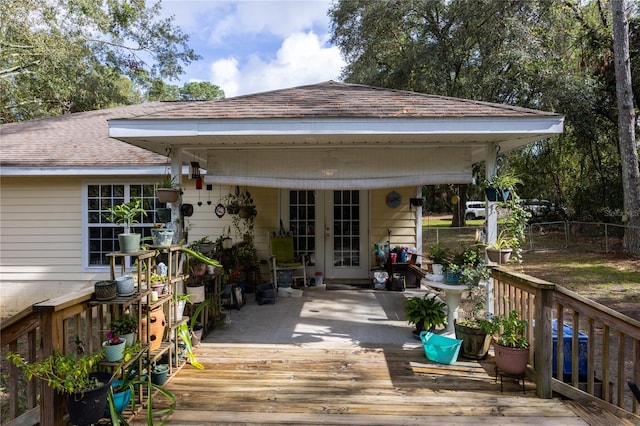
187,284 -> 205,303
115,276 -> 135,296
431,264 -> 444,275
173,300 -> 186,322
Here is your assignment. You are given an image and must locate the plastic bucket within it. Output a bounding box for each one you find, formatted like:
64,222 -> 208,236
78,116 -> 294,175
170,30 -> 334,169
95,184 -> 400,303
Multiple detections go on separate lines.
314,272 -> 323,286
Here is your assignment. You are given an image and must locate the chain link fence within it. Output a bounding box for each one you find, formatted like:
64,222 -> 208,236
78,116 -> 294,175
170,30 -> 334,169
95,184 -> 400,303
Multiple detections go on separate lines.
423,221 -> 638,255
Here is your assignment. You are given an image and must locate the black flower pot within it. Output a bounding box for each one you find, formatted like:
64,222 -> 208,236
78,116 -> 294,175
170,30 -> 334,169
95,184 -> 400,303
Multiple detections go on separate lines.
66,372 -> 111,426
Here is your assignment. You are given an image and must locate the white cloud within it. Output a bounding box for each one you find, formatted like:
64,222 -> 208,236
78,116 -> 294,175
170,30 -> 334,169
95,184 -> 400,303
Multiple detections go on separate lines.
207,0 -> 332,43
210,58 -> 241,97
210,31 -> 345,97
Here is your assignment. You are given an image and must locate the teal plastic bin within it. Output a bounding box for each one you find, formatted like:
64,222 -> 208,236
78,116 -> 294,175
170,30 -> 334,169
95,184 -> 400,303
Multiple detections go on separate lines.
420,331 -> 462,365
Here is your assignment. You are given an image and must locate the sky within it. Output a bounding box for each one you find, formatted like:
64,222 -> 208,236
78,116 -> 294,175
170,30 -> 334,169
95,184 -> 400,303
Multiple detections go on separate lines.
159,0 -> 347,98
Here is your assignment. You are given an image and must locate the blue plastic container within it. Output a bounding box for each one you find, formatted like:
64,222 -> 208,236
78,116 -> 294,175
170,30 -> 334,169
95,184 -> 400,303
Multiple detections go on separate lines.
552,320 -> 588,377
420,331 -> 462,365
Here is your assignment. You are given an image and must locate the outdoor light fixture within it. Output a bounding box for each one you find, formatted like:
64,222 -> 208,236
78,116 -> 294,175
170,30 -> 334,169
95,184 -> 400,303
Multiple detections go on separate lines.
409,197 -> 424,207
320,152 -> 339,176
321,168 -> 338,176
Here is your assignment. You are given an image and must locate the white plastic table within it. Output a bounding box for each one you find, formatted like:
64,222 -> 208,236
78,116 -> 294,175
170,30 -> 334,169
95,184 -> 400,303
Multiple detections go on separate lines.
421,278 -> 467,336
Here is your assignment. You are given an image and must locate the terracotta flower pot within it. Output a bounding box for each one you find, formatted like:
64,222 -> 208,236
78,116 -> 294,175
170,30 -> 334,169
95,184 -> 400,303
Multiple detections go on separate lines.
493,341 -> 529,376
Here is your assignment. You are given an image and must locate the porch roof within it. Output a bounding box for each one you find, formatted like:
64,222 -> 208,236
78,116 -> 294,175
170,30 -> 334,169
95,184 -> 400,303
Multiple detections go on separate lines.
107,81 -> 564,189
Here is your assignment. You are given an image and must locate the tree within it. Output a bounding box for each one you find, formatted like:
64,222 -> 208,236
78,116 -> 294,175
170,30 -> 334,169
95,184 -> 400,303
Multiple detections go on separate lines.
612,0 -> 640,254
330,0 -> 640,252
146,81 -> 225,101
0,0 -> 200,123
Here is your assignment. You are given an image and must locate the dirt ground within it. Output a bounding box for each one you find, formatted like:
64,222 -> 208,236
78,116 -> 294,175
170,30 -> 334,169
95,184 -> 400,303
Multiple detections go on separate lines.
512,249 -> 640,321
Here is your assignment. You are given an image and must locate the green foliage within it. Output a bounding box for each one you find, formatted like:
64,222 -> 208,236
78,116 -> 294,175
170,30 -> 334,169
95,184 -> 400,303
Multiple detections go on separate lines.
156,174 -> 179,189
403,294 -> 447,330
110,313 -> 138,336
428,242 -> 450,264
146,80 -> 226,101
104,198 -> 148,234
487,310 -> 529,349
6,350 -> 105,394
329,0 -> 640,232
1,0 -> 200,122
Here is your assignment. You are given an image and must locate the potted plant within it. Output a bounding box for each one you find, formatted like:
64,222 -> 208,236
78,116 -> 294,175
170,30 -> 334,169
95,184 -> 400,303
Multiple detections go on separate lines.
485,198 -> 531,264
485,231 -> 514,264
6,350 -> 111,426
172,292 -> 193,323
104,343 -> 177,424
404,293 -> 447,339
104,198 -> 148,253
150,223 -> 175,246
428,243 -> 450,277
488,310 -> 530,376
156,174 -> 180,203
110,313 -> 138,346
224,187 -> 257,237
484,171 -> 521,202
102,331 -> 126,362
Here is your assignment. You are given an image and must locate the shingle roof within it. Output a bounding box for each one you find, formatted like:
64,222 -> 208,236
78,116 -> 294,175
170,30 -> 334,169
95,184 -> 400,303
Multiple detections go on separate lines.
1,102 -> 189,168
117,81 -> 560,121
2,81 -> 561,171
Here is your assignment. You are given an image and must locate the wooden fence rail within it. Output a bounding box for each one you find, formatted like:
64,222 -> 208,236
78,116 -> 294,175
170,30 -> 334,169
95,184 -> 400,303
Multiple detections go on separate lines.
492,266 -> 640,423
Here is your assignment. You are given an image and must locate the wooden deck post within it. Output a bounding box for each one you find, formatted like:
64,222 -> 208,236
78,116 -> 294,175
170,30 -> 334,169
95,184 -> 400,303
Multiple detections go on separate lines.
535,285 -> 553,398
37,308 -> 67,426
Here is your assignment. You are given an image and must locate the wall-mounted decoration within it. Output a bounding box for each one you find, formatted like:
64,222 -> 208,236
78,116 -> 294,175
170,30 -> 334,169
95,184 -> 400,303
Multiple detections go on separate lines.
385,191 -> 402,208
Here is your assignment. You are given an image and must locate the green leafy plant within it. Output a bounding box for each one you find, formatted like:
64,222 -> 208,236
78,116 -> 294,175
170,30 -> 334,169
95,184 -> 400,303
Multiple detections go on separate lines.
428,243 -> 450,264
156,174 -> 179,189
104,198 -> 148,234
110,313 -> 138,336
485,170 -> 522,191
224,187 -> 257,237
403,294 -> 447,332
487,310 -> 529,349
105,342 -> 177,426
6,350 -> 105,394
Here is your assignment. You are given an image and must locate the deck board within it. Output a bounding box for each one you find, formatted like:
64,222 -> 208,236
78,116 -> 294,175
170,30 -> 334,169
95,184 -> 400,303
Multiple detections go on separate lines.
131,343 -> 591,425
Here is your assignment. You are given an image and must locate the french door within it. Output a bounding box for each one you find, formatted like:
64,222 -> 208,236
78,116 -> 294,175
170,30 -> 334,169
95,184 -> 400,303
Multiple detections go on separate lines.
286,190 -> 369,281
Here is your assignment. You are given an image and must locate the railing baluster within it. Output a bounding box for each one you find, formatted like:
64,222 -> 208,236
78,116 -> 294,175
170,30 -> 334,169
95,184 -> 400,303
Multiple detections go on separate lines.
587,318 -> 595,396
602,324 -> 610,403
572,311 -> 580,388
617,331 -> 625,408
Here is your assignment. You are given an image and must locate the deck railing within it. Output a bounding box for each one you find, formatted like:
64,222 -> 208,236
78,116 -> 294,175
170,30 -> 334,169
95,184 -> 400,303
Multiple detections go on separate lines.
492,266 -> 640,422
1,287 -> 108,426
2,269 -> 639,425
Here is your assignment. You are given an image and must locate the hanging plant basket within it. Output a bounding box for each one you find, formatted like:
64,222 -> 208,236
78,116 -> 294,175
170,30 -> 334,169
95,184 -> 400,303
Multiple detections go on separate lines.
485,187 -> 510,202
157,188 -> 180,203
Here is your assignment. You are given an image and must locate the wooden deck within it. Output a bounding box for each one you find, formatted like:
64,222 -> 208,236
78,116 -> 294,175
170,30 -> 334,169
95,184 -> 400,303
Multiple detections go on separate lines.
132,342 -> 610,425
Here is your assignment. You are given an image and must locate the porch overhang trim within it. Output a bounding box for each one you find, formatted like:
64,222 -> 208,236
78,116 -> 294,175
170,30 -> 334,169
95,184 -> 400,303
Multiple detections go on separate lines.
108,116 -> 564,139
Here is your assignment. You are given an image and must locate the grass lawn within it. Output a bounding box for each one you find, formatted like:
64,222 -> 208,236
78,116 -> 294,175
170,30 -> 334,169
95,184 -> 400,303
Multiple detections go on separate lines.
422,215 -> 640,321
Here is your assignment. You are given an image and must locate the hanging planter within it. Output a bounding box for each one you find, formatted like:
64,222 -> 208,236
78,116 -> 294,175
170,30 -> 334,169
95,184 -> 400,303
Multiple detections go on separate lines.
485,187 -> 510,202
156,188 -> 180,203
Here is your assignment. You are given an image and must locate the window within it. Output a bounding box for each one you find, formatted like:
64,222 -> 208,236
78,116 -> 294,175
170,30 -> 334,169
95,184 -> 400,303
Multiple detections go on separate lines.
87,183 -> 162,267
288,190 -> 315,265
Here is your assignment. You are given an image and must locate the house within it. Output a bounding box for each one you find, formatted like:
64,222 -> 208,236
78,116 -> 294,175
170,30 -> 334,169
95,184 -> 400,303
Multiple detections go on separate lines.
0,81 -> 563,318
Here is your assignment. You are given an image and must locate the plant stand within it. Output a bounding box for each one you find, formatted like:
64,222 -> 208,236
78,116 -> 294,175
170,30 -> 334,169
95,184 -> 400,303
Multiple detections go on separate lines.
494,366 -> 526,394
